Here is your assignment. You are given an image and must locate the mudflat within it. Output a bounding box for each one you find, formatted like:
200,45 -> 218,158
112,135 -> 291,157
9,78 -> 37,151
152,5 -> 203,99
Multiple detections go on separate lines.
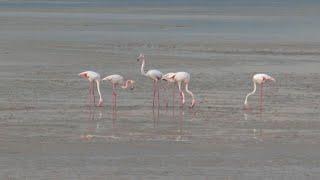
0,1 -> 320,179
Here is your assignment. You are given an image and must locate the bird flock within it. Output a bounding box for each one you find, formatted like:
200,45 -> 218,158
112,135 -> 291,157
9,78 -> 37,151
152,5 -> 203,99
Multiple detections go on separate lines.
79,53 -> 276,111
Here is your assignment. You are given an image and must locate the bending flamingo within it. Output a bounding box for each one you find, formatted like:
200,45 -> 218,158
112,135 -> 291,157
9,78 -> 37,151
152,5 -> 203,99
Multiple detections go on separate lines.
102,74 -> 135,109
79,71 -> 103,106
244,73 -> 275,111
162,72 -> 177,107
137,53 -> 163,108
170,72 -> 195,108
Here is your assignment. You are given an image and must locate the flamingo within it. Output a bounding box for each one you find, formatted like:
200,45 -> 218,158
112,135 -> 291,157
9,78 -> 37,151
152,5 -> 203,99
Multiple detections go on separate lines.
102,74 -> 135,109
78,71 -> 103,106
244,73 -> 276,111
164,72 -> 195,108
137,53 -> 163,108
162,72 -> 177,107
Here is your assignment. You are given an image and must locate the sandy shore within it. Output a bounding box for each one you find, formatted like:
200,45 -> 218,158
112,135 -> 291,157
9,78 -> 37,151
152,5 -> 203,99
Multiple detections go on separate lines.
0,2 -> 320,179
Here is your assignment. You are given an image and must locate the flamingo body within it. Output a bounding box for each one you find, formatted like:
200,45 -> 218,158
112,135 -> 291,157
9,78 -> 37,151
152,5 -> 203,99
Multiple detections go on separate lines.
174,72 -> 190,83
252,73 -> 275,85
146,69 -> 163,81
79,71 -> 101,82
162,72 -> 176,83
103,74 -> 125,85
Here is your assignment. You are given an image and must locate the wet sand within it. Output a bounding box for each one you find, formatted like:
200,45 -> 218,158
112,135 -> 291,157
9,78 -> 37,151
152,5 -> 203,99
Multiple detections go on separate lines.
1,2 -> 320,179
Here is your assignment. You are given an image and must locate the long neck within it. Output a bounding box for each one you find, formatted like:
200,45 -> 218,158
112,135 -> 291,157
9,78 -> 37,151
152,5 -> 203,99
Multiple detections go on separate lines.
244,81 -> 257,105
95,80 -> 103,102
121,80 -> 131,89
185,83 -> 195,104
140,59 -> 147,76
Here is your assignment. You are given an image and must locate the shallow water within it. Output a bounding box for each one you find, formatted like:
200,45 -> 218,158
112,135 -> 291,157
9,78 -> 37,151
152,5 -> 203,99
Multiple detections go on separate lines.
0,1 -> 320,179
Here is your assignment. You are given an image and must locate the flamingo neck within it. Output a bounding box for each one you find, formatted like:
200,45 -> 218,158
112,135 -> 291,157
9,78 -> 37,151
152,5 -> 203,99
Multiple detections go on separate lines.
140,59 -> 147,76
185,83 -> 195,106
244,81 -> 257,105
121,80 -> 131,89
95,80 -> 103,104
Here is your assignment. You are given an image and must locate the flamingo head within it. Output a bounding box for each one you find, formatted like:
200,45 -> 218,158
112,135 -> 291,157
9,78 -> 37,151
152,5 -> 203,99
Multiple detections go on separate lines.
137,53 -> 145,62
128,80 -> 135,90
78,71 -> 88,79
190,99 -> 196,108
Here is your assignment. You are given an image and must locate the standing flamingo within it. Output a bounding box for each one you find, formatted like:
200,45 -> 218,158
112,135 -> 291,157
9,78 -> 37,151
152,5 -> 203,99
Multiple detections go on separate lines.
137,53 -> 163,108
162,72 -> 177,107
102,74 -> 135,109
244,73 -> 276,111
167,72 -> 195,108
79,71 -> 103,106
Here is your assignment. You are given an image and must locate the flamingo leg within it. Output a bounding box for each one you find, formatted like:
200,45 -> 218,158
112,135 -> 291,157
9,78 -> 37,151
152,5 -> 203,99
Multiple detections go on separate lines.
92,82 -> 96,105
112,84 -> 117,110
164,83 -> 169,109
173,83 -> 175,108
87,82 -> 91,106
260,83 -> 264,112
152,80 -> 156,108
157,81 -> 160,109
180,91 -> 183,107
177,82 -> 183,108
88,81 -> 93,106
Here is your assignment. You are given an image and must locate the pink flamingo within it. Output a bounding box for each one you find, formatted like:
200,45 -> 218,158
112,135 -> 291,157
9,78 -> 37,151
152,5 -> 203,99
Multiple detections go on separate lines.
244,73 -> 276,111
102,74 -> 135,109
78,71 -> 103,106
137,53 -> 163,108
163,72 -> 195,108
162,72 -> 177,107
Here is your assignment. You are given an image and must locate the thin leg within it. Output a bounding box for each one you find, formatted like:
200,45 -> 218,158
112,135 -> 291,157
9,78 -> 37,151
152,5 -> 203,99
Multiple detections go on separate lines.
92,82 -> 96,105
173,83 -> 175,108
88,81 -> 93,106
87,82 -> 91,106
153,80 -> 156,108
179,91 -> 183,107
157,81 -> 160,109
260,83 -> 264,112
164,83 -> 169,109
112,84 -> 117,110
